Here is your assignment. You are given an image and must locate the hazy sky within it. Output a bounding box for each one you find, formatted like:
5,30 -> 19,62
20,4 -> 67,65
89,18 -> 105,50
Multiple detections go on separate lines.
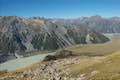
0,0 -> 120,18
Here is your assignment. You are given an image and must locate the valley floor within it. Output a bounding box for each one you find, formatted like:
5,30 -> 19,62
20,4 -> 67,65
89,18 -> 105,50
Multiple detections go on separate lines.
0,37 -> 120,80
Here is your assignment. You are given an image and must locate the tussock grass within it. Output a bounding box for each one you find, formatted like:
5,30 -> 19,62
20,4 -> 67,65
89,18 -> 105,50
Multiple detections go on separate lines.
68,51 -> 120,80
68,38 -> 120,56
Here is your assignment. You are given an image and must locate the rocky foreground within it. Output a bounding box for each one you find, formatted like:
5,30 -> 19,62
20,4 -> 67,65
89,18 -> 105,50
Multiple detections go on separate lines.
0,56 -> 87,80
1,47 -> 120,80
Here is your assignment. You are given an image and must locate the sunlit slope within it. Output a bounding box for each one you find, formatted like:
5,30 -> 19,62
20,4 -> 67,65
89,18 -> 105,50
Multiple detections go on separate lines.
68,38 -> 120,56
68,51 -> 120,80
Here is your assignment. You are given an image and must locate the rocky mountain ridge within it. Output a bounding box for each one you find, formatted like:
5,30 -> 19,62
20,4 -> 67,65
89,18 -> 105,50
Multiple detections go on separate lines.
50,15 -> 120,33
0,16 -> 109,62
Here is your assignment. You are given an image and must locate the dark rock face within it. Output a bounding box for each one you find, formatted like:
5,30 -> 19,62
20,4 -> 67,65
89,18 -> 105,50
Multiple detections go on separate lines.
0,53 -> 16,63
43,50 -> 74,61
0,16 -> 109,56
43,55 -> 57,61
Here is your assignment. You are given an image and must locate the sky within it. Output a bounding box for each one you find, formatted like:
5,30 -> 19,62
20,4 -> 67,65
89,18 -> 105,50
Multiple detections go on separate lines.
0,0 -> 120,18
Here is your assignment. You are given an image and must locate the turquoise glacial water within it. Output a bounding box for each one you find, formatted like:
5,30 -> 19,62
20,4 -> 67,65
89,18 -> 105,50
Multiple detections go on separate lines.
0,52 -> 55,71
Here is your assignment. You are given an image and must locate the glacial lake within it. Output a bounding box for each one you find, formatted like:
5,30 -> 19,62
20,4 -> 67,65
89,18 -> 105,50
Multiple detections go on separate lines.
0,52 -> 55,71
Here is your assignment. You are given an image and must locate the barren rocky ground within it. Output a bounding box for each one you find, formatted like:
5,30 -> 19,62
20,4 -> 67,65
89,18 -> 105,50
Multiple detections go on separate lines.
0,56 -> 87,80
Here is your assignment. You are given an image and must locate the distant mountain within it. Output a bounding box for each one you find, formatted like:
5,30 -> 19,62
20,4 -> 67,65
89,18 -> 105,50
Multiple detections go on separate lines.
0,16 -> 109,56
50,15 -> 120,33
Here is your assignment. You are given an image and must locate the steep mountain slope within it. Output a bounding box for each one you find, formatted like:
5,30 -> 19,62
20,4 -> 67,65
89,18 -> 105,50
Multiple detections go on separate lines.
0,16 -> 109,56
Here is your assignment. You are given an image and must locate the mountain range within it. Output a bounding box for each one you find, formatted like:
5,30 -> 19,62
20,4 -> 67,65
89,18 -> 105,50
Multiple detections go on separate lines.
1,16 -> 117,63
0,16 -> 110,54
1,0 -> 120,79
50,15 -> 120,33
